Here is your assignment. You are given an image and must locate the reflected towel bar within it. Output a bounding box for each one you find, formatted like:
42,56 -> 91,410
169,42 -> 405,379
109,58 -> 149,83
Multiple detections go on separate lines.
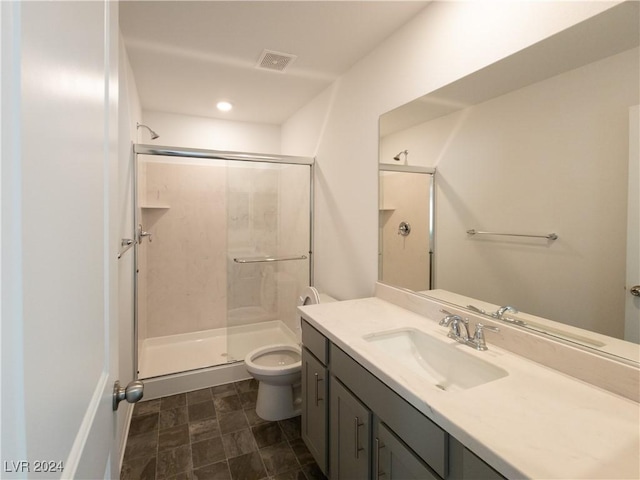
467,229 -> 558,240
233,254 -> 308,264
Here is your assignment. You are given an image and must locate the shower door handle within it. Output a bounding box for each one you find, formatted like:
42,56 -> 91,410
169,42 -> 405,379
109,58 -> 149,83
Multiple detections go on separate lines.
138,224 -> 152,243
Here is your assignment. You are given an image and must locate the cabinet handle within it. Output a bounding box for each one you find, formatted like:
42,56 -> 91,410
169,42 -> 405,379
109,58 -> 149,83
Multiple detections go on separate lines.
375,437 -> 386,478
354,417 -> 364,458
314,373 -> 323,406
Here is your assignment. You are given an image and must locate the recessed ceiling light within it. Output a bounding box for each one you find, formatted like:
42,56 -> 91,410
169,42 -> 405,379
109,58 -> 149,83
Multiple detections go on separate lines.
216,101 -> 233,112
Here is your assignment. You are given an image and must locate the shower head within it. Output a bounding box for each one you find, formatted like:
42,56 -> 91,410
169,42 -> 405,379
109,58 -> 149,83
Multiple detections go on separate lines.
137,122 -> 160,140
393,150 -> 408,162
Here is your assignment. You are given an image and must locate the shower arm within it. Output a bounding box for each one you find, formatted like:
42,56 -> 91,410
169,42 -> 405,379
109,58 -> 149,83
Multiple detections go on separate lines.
136,122 -> 159,140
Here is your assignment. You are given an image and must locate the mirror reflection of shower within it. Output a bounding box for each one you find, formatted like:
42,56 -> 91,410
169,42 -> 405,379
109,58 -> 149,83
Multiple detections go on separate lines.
379,166 -> 434,292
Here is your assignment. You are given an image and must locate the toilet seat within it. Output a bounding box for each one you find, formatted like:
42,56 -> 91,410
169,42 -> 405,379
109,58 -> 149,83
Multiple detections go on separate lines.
243,286 -> 334,421
298,286 -> 320,306
245,344 -> 301,376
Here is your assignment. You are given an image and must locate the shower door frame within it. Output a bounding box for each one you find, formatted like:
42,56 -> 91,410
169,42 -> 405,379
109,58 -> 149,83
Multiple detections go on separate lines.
133,144 -> 315,380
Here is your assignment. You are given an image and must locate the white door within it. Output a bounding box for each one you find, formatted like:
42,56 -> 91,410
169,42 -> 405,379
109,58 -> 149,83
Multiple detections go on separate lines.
625,106 -> 640,342
1,1 -> 123,478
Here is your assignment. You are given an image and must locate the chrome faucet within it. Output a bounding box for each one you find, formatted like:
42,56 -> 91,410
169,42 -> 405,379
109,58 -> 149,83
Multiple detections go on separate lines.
439,310 -> 471,340
491,305 -> 527,326
494,305 -> 518,318
439,310 -> 499,350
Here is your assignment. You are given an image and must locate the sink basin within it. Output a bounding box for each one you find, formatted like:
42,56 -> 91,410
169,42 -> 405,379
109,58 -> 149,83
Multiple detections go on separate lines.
364,328 -> 508,392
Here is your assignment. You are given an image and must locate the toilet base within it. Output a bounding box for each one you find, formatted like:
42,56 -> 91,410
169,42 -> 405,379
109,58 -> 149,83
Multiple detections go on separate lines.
255,382 -> 301,421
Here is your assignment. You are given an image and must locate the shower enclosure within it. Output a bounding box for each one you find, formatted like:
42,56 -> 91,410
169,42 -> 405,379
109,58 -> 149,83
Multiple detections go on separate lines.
134,145 -> 313,384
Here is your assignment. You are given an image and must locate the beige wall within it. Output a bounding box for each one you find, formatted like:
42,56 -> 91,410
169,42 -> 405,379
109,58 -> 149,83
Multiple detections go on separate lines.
141,160 -> 228,337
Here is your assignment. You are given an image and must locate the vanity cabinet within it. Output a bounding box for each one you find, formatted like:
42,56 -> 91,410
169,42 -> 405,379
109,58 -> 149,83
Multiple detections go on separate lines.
331,342 -> 446,479
448,439 -> 505,480
330,377 -> 371,479
301,319 -> 506,480
375,420 -> 439,480
330,375 -> 435,480
301,322 -> 329,475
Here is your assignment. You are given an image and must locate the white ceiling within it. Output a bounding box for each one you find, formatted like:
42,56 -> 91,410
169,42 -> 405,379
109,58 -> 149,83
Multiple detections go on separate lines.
119,1 -> 430,125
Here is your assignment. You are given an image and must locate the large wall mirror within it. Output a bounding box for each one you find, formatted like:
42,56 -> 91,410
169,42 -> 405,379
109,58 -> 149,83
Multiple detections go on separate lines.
378,2 -> 639,364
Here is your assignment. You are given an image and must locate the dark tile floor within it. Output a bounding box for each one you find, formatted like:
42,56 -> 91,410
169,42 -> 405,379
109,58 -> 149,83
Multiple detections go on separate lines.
120,379 -> 327,480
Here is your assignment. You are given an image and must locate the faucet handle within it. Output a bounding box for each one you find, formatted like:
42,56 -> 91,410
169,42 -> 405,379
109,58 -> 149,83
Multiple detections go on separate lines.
472,323 -> 500,350
466,304 -> 487,315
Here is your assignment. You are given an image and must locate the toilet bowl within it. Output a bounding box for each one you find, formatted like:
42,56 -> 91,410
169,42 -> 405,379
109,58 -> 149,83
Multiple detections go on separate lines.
244,343 -> 302,421
244,287 -> 334,421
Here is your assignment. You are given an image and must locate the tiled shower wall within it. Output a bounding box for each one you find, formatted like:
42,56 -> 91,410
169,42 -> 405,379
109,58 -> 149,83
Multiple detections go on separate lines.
137,158 -> 310,343
379,172 -> 431,292
142,160 -> 228,338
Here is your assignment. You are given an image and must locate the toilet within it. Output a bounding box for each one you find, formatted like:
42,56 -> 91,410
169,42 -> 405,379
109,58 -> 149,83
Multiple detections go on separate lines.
244,286 -> 334,421
244,343 -> 302,421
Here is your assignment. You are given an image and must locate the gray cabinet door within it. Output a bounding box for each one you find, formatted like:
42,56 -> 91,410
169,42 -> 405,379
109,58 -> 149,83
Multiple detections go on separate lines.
301,348 -> 328,474
331,343 -> 447,477
330,376 -> 372,480
375,421 -> 440,480
448,438 -> 505,480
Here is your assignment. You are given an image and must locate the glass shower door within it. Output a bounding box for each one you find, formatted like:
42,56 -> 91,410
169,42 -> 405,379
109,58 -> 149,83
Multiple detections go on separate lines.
135,149 -> 312,379
225,161 -> 311,362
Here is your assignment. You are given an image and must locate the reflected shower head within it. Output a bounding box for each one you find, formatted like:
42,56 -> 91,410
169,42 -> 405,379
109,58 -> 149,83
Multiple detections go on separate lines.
393,150 -> 408,161
137,122 -> 160,140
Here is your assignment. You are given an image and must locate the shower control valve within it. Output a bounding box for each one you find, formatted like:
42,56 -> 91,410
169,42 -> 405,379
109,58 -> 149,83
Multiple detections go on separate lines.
398,221 -> 411,237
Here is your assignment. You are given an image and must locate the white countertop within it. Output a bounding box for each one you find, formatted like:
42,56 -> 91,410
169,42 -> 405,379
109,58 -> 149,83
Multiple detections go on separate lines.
299,296 -> 640,480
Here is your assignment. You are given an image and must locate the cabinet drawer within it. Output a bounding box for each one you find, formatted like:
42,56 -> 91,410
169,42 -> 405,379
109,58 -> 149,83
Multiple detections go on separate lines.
302,320 -> 328,365
331,344 -> 448,478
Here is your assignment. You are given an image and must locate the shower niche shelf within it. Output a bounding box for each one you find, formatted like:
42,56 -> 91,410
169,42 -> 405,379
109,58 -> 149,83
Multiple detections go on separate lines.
141,204 -> 170,210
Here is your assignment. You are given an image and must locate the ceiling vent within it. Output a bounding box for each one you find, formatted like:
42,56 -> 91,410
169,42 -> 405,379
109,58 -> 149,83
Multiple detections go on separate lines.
256,49 -> 297,72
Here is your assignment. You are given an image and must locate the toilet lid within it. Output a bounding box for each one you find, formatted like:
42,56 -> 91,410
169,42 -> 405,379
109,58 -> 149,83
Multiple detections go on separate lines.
298,286 -> 320,306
